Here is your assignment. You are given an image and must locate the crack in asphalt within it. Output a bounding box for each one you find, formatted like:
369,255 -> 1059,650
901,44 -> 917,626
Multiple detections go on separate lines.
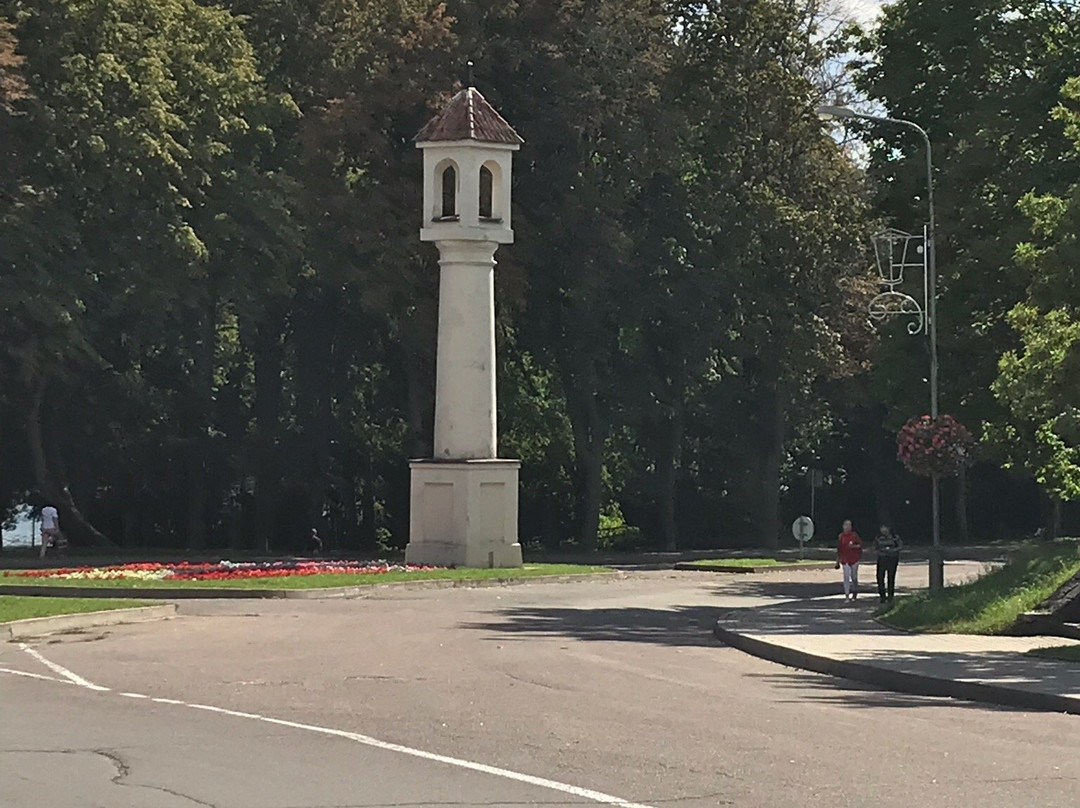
143,784 -> 220,807
2,747 -> 129,781
282,802 -> 610,807
93,748 -> 130,784
273,789 -> 735,807
278,798 -> 733,808
343,674 -> 430,683
5,750 -> 725,808
46,634 -> 109,644
501,669 -> 575,692
97,747 -> 220,807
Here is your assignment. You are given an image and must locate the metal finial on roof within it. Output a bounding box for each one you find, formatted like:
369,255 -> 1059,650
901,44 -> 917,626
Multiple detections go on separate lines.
467,60 -> 475,88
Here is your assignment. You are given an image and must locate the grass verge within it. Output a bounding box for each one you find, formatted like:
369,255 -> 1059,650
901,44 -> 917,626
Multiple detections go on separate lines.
879,541 -> 1080,634
0,596 -> 149,623
1026,644 -> 1080,663
0,564 -> 609,591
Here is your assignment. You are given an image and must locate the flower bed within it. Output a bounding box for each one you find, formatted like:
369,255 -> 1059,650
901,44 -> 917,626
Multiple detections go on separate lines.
8,560 -> 441,582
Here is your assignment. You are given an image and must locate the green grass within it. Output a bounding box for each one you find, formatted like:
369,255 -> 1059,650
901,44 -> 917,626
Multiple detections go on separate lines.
1026,644 -> 1080,663
682,558 -> 825,569
880,541 -> 1080,634
0,596 -> 149,623
0,564 -> 608,591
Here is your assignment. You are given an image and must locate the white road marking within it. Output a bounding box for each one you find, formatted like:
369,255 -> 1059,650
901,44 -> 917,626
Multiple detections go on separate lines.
8,644 -> 657,808
0,666 -> 71,684
18,643 -> 109,691
186,702 -> 262,719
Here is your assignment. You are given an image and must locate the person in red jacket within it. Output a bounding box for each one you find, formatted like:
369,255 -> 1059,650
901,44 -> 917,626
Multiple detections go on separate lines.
836,520 -> 863,601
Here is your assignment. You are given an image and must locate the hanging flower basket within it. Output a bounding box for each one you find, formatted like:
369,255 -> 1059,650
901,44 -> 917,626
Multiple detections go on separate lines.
897,414 -> 976,478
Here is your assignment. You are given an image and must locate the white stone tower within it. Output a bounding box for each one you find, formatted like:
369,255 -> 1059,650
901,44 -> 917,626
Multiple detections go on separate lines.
404,86 -> 524,569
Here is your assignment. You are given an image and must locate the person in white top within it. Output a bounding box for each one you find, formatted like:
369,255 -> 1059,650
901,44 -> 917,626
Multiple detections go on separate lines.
40,505 -> 60,558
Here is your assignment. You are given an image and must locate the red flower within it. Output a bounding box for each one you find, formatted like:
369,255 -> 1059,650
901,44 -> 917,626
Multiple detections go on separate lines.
7,560 -> 443,581
896,414 -> 976,478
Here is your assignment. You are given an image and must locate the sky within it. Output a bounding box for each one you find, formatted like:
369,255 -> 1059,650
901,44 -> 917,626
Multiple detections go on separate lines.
842,0 -> 887,27
2,506 -> 34,548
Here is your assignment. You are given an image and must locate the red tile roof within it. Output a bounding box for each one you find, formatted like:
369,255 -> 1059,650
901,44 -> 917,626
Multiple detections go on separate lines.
415,87 -> 523,145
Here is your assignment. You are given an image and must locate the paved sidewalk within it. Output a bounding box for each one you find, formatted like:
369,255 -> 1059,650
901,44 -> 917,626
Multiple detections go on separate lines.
714,594 -> 1080,714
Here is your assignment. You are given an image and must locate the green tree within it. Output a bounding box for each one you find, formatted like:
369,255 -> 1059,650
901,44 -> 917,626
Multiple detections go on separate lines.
855,0 -> 1080,538
0,0 -> 876,554
989,77 -> 1080,534
655,0 -> 872,548
989,306 -> 1080,528
447,0 -> 672,551
0,0 -> 298,545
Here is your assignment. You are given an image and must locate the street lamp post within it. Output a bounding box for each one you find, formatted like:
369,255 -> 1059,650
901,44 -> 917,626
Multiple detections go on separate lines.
818,105 -> 945,592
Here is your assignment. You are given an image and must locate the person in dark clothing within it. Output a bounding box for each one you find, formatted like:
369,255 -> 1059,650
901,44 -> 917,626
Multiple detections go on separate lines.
875,524 -> 902,603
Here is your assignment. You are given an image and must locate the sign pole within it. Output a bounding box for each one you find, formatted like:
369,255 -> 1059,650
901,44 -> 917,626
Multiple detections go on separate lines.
791,516 -> 815,561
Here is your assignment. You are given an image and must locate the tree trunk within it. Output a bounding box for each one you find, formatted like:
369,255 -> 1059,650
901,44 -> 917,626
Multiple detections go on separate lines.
566,385 -> 605,553
401,331 -> 434,458
658,398 -> 686,552
185,303 -> 217,551
71,454 -> 95,518
955,463 -> 970,543
1051,496 -> 1063,540
25,377 -> 113,547
186,455 -> 208,550
122,506 -> 137,546
227,502 -> 242,550
578,447 -> 604,553
341,473 -> 360,551
869,418 -> 894,528
253,314 -> 286,551
293,298 -> 336,538
359,453 -> 378,552
757,373 -> 786,550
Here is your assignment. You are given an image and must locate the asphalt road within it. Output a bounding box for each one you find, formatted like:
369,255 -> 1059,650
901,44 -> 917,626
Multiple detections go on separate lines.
2,563 -> 1078,808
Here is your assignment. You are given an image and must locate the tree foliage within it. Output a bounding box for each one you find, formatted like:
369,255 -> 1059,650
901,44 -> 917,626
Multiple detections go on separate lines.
849,0 -> 1080,538
855,0 -> 1080,425
0,0 -> 901,553
988,77 -> 1080,509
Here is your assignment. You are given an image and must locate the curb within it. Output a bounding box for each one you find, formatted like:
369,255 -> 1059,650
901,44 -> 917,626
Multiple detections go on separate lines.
0,572 -> 620,601
3,604 -> 177,640
1010,612 -> 1080,641
673,562 -> 835,574
712,617 -> 1080,716
282,572 -> 621,599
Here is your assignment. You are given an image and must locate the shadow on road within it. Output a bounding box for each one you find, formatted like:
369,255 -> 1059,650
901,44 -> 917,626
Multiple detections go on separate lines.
461,587 -> 895,648
461,599 -> 1080,711
461,605 -> 722,647
745,670 -> 1032,712
706,579 -> 842,600
713,598 -> 893,636
715,597 -> 1080,702
707,578 -> 923,602
853,648 -> 1080,695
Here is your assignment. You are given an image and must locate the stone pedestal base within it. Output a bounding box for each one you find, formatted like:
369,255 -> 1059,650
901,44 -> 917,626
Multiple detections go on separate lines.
405,459 -> 523,569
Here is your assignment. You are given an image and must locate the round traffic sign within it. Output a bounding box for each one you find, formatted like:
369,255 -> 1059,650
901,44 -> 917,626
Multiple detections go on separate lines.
792,516 -> 814,544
